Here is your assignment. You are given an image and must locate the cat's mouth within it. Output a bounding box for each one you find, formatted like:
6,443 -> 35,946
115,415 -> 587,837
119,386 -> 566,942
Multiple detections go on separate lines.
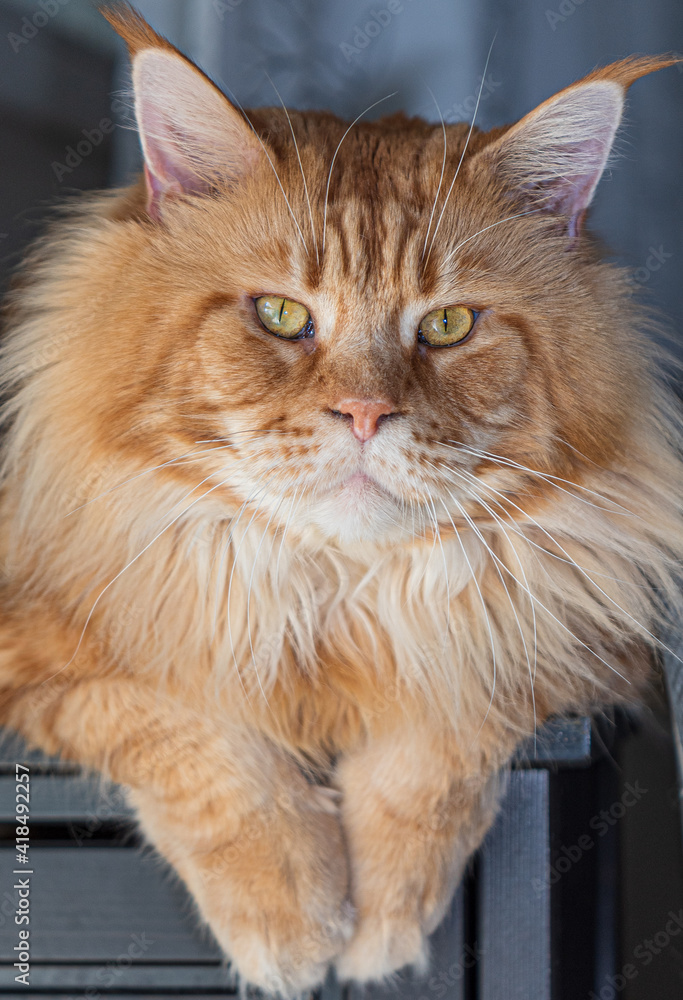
330,471 -> 393,503
308,469 -> 403,541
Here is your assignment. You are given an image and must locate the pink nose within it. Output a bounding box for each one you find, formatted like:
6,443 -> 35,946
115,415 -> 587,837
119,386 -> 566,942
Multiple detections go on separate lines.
333,399 -> 396,442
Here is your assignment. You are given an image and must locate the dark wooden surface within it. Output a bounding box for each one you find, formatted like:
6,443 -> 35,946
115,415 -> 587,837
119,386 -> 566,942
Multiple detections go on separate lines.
0,719 -> 592,998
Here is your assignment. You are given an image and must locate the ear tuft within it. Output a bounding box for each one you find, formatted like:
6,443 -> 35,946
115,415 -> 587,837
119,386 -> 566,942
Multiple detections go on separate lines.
101,4 -> 263,219
100,2 -> 174,57
478,55 -> 680,237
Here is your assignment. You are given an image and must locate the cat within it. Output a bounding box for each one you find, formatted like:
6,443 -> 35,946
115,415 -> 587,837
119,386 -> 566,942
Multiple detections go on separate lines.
0,2 -> 681,994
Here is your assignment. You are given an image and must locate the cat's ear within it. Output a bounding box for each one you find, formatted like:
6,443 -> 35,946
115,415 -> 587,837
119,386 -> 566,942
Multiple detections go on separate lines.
101,4 -> 263,218
477,56 -> 679,238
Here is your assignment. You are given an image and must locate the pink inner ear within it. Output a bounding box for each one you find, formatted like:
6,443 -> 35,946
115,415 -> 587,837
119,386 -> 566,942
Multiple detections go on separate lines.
492,81 -> 624,236
137,101 -> 210,218
131,48 -> 263,220
540,137 -> 614,235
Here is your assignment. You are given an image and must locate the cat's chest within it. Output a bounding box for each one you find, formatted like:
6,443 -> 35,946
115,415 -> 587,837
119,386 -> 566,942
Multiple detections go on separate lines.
233,543 -> 475,754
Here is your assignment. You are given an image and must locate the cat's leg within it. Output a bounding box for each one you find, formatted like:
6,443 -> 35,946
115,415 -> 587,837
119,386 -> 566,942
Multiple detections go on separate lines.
0,615 -> 353,994
334,723 -> 511,983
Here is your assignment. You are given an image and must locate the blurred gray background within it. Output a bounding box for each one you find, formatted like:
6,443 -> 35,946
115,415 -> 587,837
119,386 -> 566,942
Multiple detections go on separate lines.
0,0 -> 681,338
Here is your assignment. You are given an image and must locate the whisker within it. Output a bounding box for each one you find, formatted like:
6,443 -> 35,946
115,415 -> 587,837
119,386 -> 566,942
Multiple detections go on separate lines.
275,484 -> 303,589
64,444 -> 235,517
423,495 -> 451,639
65,432 -> 290,517
440,209 -> 543,267
265,72 -> 319,265
454,465 -> 681,663
421,82 -> 448,261
454,464 -> 640,586
444,441 -> 634,514
437,495 -> 499,742
437,485 -> 631,685
321,92 -> 398,256
429,460 -> 537,748
217,81 -> 309,256
424,33 -> 497,268
46,470 -> 241,685
195,429 -> 292,444
244,474 -> 301,704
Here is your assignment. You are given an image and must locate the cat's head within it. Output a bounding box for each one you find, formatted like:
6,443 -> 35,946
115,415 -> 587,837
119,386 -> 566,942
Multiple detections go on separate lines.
94,5 -> 676,545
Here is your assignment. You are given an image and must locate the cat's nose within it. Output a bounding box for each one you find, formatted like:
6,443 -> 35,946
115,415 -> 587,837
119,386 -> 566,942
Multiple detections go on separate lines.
331,398 -> 397,442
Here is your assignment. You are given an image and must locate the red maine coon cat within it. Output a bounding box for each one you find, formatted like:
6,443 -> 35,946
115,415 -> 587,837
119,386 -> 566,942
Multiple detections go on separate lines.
0,4 -> 681,993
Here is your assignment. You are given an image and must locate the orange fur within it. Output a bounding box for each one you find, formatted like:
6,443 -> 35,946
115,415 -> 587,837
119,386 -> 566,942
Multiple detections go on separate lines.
0,5 -> 681,991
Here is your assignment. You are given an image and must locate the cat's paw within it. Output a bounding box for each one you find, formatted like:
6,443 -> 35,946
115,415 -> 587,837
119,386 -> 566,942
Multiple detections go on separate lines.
335,911 -> 429,984
229,896 -> 356,996
188,784 -> 355,995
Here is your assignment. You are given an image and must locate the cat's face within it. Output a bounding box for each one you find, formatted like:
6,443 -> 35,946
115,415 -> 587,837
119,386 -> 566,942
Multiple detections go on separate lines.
146,117 -> 610,545
98,12 -> 669,545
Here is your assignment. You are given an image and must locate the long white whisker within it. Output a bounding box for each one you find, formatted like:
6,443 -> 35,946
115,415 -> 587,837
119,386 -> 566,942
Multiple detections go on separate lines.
438,485 -> 630,684
219,82 -> 309,256
437,495 -> 498,742
441,209 -> 543,267
265,72 -> 319,265
210,460 -> 285,640
448,487 -> 536,747
46,471 -> 239,684
275,485 -> 303,589
321,92 -> 398,256
445,441 -> 634,514
421,83 -> 447,260
245,475 -> 299,704
430,462 -> 537,749
424,34 -> 497,267
452,461 -> 681,663
65,432 -> 290,517
427,494 -> 451,638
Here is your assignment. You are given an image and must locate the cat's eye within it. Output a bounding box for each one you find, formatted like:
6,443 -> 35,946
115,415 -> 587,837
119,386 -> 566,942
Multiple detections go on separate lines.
418,305 -> 477,347
254,295 -> 313,340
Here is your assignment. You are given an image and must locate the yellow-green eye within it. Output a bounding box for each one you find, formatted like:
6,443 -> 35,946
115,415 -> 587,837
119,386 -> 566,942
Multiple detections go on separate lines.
418,305 -> 477,347
255,295 -> 313,339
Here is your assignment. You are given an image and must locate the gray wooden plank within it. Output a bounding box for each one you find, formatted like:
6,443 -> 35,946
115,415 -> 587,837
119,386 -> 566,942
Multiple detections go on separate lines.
515,716 -> 592,768
0,717 -> 591,776
0,963 -> 236,991
0,774 -> 132,824
0,731 -> 76,776
478,770 -> 551,1000
319,967 -> 344,1000
0,847 -> 222,962
348,885 -> 466,1000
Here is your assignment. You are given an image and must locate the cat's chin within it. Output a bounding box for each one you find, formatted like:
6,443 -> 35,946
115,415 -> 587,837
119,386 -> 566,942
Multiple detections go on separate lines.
310,473 -> 405,544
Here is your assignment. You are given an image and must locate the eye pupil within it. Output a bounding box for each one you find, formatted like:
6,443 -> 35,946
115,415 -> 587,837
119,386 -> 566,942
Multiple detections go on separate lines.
255,295 -> 313,340
418,305 -> 477,348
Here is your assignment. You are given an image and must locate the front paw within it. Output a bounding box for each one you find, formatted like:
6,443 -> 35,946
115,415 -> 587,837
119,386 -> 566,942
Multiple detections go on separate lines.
335,910 -> 428,984
189,785 -> 355,995
229,895 -> 356,996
